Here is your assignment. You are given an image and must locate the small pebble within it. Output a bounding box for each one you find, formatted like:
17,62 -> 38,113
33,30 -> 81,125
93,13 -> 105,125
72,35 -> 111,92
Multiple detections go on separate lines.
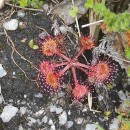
118,90 -> 126,100
98,95 -> 104,101
17,11 -> 25,18
19,124 -> 24,130
27,117 -> 36,124
20,107 -> 26,116
56,107 -> 63,114
59,111 -> 67,126
3,19 -> 19,31
50,104 -> 56,112
109,118 -> 119,130
0,95 -> 3,104
34,93 -> 43,98
38,32 -> 47,39
75,117 -> 83,124
34,109 -> 44,117
82,107 -> 88,112
42,4 -> 49,12
67,121 -> 73,128
0,105 -> 18,122
0,64 -> 7,78
24,94 -> 27,98
37,119 -> 42,126
48,119 -> 53,125
50,125 -> 56,130
85,124 -> 96,130
58,92 -> 65,97
59,25 -> 67,34
42,116 -> 48,123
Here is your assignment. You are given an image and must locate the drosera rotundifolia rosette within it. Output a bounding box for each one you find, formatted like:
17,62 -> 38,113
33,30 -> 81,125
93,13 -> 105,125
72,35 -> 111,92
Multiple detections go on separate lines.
36,34 -> 121,101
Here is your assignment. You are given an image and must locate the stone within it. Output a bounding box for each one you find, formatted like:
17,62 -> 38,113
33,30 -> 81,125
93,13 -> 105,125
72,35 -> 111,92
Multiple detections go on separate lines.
0,105 -> 18,122
0,64 -> 7,78
42,116 -> 48,123
34,93 -> 43,98
56,107 -> 63,114
85,124 -> 96,130
50,104 -> 56,112
118,90 -> 126,100
67,121 -> 73,128
17,11 -> 25,18
59,111 -> 67,125
3,19 -> 19,31
20,107 -> 26,116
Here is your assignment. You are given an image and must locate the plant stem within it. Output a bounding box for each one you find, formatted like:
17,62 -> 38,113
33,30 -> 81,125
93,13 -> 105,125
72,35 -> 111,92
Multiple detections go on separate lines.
71,66 -> 78,85
54,62 -> 68,68
74,47 -> 85,59
58,64 -> 70,76
56,51 -> 70,61
76,62 -> 90,69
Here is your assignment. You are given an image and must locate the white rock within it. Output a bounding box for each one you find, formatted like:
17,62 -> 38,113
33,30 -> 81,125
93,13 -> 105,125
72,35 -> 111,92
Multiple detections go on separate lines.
0,95 -> 3,104
85,124 -> 96,130
42,116 -> 48,123
67,121 -> 73,128
17,11 -> 25,18
59,111 -> 67,125
0,0 -> 4,9
34,93 -> 43,98
109,118 -> 119,130
56,107 -> 63,114
50,125 -> 56,130
98,95 -> 104,101
0,105 -> 18,122
42,4 -> 49,12
3,19 -> 18,31
50,104 -> 56,112
38,32 -> 47,39
19,124 -> 24,130
59,25 -> 67,34
75,117 -> 83,124
0,64 -> 7,78
62,84 -> 66,88
37,119 -> 42,126
27,117 -> 36,124
118,90 -> 126,100
82,107 -> 88,112
20,107 -> 26,116
24,94 -> 27,98
48,119 -> 54,125
58,92 -> 65,97
34,109 -> 44,117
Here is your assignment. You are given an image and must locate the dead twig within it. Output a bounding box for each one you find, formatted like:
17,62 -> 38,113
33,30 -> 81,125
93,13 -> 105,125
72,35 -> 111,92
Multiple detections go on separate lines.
82,20 -> 103,28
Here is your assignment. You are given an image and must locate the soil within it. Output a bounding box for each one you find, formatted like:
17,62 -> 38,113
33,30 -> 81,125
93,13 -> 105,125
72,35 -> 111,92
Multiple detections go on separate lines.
0,2 -> 130,130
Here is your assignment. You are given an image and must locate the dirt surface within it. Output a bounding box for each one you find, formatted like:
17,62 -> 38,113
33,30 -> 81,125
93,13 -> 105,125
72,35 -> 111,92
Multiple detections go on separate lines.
0,4 -> 129,130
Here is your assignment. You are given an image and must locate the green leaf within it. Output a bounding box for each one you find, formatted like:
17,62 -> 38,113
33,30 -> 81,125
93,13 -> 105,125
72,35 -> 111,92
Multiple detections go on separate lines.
32,45 -> 39,50
18,0 -> 28,7
68,6 -> 78,18
29,40 -> 34,48
85,0 -> 93,8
